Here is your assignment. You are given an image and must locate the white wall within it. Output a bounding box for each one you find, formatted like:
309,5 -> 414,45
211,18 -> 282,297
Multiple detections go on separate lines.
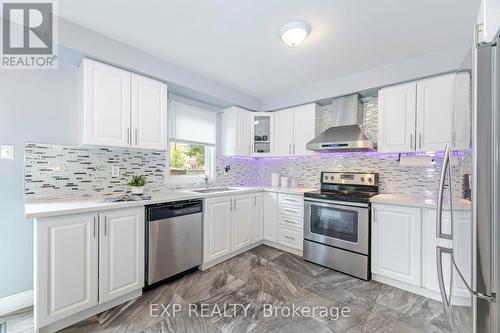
0,64 -> 79,297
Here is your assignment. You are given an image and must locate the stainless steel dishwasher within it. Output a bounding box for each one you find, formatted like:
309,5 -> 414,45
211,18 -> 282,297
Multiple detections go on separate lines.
145,200 -> 202,286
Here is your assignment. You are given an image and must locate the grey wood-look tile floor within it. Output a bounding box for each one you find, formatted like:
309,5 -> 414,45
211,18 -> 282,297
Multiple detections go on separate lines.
1,245 -> 453,333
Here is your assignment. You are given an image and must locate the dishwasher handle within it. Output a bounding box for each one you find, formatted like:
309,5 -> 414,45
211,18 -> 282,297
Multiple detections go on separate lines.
147,200 -> 202,221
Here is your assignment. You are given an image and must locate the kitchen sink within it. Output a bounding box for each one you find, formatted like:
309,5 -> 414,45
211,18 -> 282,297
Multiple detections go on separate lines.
190,187 -> 237,194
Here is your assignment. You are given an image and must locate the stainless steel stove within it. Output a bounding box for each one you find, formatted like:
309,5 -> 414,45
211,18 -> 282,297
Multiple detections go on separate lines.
303,172 -> 378,280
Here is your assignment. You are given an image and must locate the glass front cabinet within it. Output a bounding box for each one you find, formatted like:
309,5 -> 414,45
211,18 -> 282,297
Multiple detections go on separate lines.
250,112 -> 275,156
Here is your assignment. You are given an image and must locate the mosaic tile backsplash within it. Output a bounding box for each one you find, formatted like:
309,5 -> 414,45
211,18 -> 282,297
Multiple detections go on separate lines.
215,152 -> 471,199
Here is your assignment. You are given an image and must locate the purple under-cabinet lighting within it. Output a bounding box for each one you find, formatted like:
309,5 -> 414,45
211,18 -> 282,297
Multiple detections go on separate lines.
222,150 -> 470,161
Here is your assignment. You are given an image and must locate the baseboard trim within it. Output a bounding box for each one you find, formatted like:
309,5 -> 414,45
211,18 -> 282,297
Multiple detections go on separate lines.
0,290 -> 33,316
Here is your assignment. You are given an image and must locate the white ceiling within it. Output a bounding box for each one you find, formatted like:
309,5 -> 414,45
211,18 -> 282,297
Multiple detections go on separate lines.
58,0 -> 480,99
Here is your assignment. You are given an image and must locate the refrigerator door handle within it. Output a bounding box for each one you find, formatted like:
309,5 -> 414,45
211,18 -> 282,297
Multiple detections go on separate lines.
437,144 -> 452,239
436,246 -> 452,313
438,246 -> 497,303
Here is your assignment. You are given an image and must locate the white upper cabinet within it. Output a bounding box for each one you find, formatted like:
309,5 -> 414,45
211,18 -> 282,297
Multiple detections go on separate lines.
80,58 -> 168,150
251,112 -> 275,156
292,104 -> 317,156
477,0 -> 500,43
453,72 -> 471,150
274,109 -> 294,156
81,58 -> 131,147
131,74 -> 168,150
274,103 -> 318,156
98,207 -> 144,304
222,106 -> 251,156
378,73 -> 470,153
416,74 -> 455,151
378,82 -> 417,153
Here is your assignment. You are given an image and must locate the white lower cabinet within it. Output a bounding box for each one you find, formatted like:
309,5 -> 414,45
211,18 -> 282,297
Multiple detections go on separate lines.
252,194 -> 264,242
203,191 -> 304,266
204,196 -> 233,262
372,203 -> 472,304
99,208 -> 145,303
371,204 -> 422,286
232,194 -> 253,250
35,212 -> 99,328
34,207 -> 144,329
263,192 -> 278,242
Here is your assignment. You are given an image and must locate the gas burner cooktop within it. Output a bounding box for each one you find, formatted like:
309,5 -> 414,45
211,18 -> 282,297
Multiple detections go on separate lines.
304,172 -> 379,204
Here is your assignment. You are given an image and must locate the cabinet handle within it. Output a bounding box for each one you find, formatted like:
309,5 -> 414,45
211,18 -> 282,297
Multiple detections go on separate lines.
410,134 -> 413,149
283,208 -> 297,213
127,128 -> 130,145
254,196 -> 257,206
135,129 -> 138,145
285,235 -> 295,240
283,219 -> 296,224
234,199 -> 237,210
419,133 -> 422,149
93,216 -> 96,238
104,216 -> 107,236
288,144 -> 291,154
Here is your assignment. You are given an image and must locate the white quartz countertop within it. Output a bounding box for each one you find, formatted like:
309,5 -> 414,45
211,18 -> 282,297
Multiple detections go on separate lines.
25,186 -> 317,219
370,193 -> 471,211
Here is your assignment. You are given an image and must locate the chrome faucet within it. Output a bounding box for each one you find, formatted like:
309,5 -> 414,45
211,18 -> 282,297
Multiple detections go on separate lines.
203,175 -> 209,188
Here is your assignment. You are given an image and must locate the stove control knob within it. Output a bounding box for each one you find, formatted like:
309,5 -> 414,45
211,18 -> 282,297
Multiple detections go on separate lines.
360,177 -> 365,182
368,177 -> 373,183
324,175 -> 329,180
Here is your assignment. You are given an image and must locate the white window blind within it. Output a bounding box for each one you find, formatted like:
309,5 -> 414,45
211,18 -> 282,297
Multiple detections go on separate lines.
169,100 -> 216,145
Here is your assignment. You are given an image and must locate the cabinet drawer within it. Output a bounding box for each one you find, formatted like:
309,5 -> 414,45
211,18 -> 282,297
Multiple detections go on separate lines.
279,204 -> 303,218
279,214 -> 303,229
279,194 -> 303,207
278,225 -> 303,250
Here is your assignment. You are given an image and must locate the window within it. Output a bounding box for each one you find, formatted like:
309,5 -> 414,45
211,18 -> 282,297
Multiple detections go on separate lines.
169,100 -> 216,179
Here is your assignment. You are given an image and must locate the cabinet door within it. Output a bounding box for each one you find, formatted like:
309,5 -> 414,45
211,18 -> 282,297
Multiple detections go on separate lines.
252,194 -> 264,242
372,204 -> 421,286
263,192 -> 278,242
131,74 -> 168,150
453,72 -> 471,150
293,104 -> 317,156
232,195 -> 253,250
81,58 -> 131,147
35,213 -> 98,328
377,83 -> 417,152
274,109 -> 294,156
478,0 -> 500,43
251,112 -> 275,156
99,207 -> 144,303
416,74 -> 455,151
204,197 -> 232,262
222,107 -> 251,156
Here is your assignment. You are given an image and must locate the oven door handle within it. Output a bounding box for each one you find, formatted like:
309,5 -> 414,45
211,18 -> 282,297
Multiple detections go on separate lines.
304,198 -> 370,208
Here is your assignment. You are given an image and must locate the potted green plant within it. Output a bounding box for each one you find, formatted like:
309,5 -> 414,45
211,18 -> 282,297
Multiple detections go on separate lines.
128,175 -> 146,195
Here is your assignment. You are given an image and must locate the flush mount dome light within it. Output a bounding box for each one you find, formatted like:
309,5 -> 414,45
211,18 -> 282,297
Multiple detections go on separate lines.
280,21 -> 310,47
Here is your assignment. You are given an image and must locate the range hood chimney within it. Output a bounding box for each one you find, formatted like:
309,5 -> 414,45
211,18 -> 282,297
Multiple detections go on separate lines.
306,94 -> 375,152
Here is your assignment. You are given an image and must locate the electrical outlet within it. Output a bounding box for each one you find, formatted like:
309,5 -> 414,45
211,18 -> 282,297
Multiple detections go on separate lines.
111,166 -> 120,177
0,145 -> 14,160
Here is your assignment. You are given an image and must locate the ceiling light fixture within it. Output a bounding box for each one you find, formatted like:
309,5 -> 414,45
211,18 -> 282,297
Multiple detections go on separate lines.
280,21 -> 310,47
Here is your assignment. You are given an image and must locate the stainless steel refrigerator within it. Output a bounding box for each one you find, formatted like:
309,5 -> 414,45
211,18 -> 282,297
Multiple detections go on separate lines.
435,35 -> 499,332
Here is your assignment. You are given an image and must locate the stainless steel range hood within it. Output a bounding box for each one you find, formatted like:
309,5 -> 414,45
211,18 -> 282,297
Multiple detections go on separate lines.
306,94 -> 375,152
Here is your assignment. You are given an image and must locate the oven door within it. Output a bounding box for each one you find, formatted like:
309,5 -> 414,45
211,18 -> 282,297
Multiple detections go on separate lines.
304,198 -> 369,255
